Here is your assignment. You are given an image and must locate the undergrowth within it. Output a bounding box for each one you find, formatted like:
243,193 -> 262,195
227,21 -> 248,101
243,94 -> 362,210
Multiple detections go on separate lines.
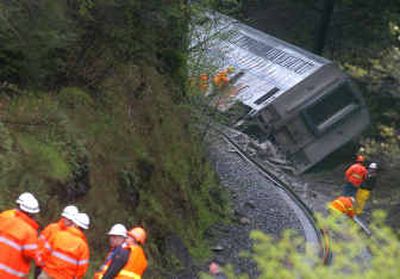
0,65 -> 230,276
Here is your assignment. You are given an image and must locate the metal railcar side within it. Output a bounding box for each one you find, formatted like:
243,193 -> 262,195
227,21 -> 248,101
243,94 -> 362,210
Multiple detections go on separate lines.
191,12 -> 370,173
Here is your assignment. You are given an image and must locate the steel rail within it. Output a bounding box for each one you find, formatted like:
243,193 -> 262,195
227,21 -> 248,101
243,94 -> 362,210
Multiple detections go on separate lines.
217,128 -> 332,264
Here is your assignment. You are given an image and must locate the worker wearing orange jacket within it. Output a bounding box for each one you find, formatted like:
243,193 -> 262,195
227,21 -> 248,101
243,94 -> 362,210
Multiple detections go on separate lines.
328,196 -> 356,219
213,66 -> 235,88
125,227 -> 148,278
0,192 -> 42,278
38,205 -> 79,263
94,224 -> 129,279
342,155 -> 368,197
199,73 -> 209,92
355,162 -> 379,215
38,213 -> 90,279
94,226 -> 148,279
0,208 -> 18,218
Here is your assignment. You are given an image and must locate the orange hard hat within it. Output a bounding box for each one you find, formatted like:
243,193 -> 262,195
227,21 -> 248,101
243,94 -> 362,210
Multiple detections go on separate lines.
355,155 -> 365,163
128,227 -> 147,244
199,73 -> 208,81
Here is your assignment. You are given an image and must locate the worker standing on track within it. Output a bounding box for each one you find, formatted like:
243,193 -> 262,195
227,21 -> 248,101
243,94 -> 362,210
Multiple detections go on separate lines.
94,223 -> 130,279
355,162 -> 379,215
0,192 -> 42,278
342,155 -> 368,197
328,196 -> 356,219
38,212 -> 90,279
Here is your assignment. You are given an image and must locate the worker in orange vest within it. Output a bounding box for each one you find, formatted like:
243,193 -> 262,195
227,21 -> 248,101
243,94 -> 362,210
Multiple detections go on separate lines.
0,192 -> 42,278
328,196 -> 356,219
38,205 -> 79,264
94,226 -> 148,279
355,162 -> 379,215
342,155 -> 368,197
213,66 -> 235,88
125,227 -> 148,278
213,70 -> 229,88
38,212 -> 90,279
94,223 -> 130,279
199,73 -> 209,92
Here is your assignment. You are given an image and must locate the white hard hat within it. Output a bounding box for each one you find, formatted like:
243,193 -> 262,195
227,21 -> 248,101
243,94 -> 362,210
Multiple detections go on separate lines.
73,213 -> 90,229
107,224 -> 127,237
368,162 -> 378,169
16,192 -> 40,214
61,205 -> 79,220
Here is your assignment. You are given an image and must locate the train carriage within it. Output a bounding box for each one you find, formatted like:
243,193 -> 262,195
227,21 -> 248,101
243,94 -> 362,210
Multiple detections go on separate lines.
191,12 -> 370,173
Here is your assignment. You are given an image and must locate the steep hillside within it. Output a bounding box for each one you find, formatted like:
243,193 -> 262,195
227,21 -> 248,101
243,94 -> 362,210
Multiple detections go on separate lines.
0,1 -> 228,276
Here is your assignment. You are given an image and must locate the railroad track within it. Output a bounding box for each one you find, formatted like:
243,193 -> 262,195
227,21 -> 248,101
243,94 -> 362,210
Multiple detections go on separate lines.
216,127 -> 332,264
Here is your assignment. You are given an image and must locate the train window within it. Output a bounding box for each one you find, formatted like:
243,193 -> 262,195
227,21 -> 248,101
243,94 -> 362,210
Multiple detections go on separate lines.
303,82 -> 359,135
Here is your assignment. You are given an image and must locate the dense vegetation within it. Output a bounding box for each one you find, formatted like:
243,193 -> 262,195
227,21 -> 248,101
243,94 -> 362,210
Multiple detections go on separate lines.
200,211 -> 400,279
0,1 -> 229,277
1,0 -> 399,278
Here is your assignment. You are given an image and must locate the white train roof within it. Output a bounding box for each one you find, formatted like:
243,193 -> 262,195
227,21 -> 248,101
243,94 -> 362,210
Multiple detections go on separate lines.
191,12 -> 331,113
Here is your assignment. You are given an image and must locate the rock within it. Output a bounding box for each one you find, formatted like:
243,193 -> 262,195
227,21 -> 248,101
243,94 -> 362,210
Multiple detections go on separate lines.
244,200 -> 256,209
239,217 -> 251,225
211,245 -> 224,252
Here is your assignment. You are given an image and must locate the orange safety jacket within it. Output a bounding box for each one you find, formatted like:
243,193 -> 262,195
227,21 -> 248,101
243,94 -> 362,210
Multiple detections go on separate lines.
0,209 -> 17,218
0,209 -> 40,279
328,196 -> 355,218
199,73 -> 209,92
38,219 -> 67,263
345,163 -> 367,187
213,70 -> 229,87
43,226 -> 90,279
94,243 -> 148,279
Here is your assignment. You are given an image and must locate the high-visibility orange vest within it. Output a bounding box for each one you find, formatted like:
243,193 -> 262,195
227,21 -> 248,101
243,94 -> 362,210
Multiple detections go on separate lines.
0,209 -> 40,279
43,226 -> 89,279
38,219 -> 67,263
213,70 -> 229,87
345,163 -> 367,187
199,73 -> 209,92
0,209 -> 17,219
94,243 -> 148,279
328,196 -> 355,218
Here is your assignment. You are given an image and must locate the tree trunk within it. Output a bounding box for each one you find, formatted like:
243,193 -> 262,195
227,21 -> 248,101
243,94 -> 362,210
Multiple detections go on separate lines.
313,0 -> 335,55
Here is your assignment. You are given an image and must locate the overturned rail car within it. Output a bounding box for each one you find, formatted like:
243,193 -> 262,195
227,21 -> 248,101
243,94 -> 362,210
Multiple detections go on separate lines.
191,13 -> 370,173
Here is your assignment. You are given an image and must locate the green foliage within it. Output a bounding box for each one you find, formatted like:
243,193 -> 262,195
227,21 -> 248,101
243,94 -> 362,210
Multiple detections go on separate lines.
0,122 -> 15,208
0,0 -> 230,276
200,211 -> 400,278
0,0 -> 189,89
0,0 -> 76,86
363,126 -> 400,163
17,134 -> 70,181
0,122 -> 14,174
58,87 -> 94,108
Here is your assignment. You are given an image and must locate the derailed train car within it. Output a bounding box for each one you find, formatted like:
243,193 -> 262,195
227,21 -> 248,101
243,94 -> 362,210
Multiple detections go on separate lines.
191,13 -> 370,173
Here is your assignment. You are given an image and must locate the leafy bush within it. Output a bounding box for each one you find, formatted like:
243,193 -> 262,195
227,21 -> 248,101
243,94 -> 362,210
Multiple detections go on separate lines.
200,211 -> 400,278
